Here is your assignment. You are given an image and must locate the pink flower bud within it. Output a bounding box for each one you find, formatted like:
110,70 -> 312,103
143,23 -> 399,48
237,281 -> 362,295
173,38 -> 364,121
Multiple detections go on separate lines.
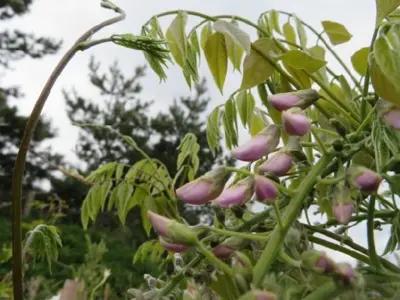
383,108 -> 400,130
212,244 -> 235,259
335,263 -> 356,286
214,177 -> 255,208
159,237 -> 189,253
301,251 -> 336,274
282,108 -> 311,136
147,211 -> 171,238
176,167 -> 231,205
333,202 -> 354,225
268,89 -> 320,111
232,124 -> 281,162
254,176 -> 278,204
377,98 -> 400,130
147,211 -> 198,245
348,166 -> 382,192
258,151 -> 293,176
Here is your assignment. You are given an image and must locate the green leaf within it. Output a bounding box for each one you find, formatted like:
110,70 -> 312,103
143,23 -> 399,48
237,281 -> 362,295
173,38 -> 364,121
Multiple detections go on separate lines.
98,181 -> 113,212
81,200 -> 90,230
201,22 -> 213,50
283,22 -> 297,49
115,164 -> 125,181
240,38 -> 275,90
249,112 -> 265,136
126,184 -> 148,220
279,50 -> 327,72
85,162 -> 117,182
339,75 -> 353,103
315,184 -> 333,218
269,10 -> 282,34
114,181 -> 134,225
204,32 -> 228,94
190,31 -> 201,62
150,17 -> 165,39
369,51 -> 400,106
182,42 -> 199,88
222,98 -> 238,149
141,196 -> 159,236
213,20 -> 251,54
375,0 -> 400,26
321,21 -> 352,45
165,11 -> 188,67
351,47 -> 369,76
143,51 -> 168,82
206,107 -> 221,155
308,46 -> 329,84
283,61 -> 311,88
235,91 -> 248,127
294,15 -> 307,47
352,150 -> 376,170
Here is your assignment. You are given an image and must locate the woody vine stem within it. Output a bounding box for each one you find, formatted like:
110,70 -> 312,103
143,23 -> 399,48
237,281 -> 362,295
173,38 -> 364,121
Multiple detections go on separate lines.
10,2 -> 125,299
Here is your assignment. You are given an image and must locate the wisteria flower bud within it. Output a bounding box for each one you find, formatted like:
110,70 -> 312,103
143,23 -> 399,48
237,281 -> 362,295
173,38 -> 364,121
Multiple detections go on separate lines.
176,167 -> 231,205
254,175 -> 278,205
159,237 -> 190,253
377,98 -> 400,130
301,251 -> 336,274
268,89 -> 320,111
335,263 -> 356,286
282,108 -> 311,136
212,244 -> 235,259
147,211 -> 198,245
231,124 -> 281,162
348,166 -> 382,193
258,151 -> 293,176
331,184 -> 354,225
238,290 -> 278,300
214,177 -> 255,208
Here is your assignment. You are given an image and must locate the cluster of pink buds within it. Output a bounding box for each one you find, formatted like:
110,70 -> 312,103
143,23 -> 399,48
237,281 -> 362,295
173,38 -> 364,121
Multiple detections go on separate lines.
268,89 -> 319,136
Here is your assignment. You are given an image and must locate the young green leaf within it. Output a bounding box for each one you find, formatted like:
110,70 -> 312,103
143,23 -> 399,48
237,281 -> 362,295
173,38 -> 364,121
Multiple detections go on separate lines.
279,49 -> 327,72
294,15 -> 307,47
351,47 -> 369,76
374,34 -> 400,86
369,50 -> 400,106
235,91 -> 248,127
201,22 -> 213,50
246,92 -> 256,128
165,11 -> 188,67
115,181 -> 134,225
268,10 -> 282,34
225,32 -> 244,72
150,17 -> 165,39
222,98 -> 238,149
204,32 -> 228,94
249,112 -> 265,136
213,20 -> 251,54
339,75 -> 353,103
283,22 -> 297,49
308,46 -> 329,84
321,21 -> 352,45
81,201 -> 90,230
206,107 -> 221,155
375,0 -> 400,26
190,31 -> 201,62
240,38 -> 275,90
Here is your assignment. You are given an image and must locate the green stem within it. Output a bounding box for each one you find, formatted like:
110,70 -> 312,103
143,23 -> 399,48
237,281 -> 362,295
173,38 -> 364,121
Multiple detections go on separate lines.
311,127 -> 328,155
273,202 -> 284,231
196,241 -> 233,277
367,195 -> 381,270
316,175 -> 345,185
361,27 -> 379,120
207,227 -> 269,242
90,270 -> 110,300
308,236 -> 370,265
155,255 -> 203,298
303,223 -> 400,272
322,210 -> 395,227
302,281 -> 343,300
10,6 -> 125,299
279,251 -> 301,268
252,152 -> 334,287
355,104 -> 376,136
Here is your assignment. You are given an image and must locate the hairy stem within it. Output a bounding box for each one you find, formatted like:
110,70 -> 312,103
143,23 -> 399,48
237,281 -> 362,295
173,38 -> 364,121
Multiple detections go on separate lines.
10,4 -> 125,299
252,152 -> 334,287
367,195 -> 381,270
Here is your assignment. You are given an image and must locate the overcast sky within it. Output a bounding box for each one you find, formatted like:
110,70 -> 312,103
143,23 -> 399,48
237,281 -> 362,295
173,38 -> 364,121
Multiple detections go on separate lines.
3,0 -> 397,265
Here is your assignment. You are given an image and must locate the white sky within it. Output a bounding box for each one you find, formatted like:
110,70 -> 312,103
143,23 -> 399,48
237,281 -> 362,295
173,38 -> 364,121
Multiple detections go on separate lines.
2,0 -> 398,266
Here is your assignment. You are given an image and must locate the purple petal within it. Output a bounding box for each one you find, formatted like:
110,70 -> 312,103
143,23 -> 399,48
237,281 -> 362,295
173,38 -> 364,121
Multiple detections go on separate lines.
333,203 -> 354,225
231,134 -> 270,162
268,94 -> 302,111
354,169 -> 381,191
384,108 -> 400,130
147,211 -> 170,237
282,110 -> 311,136
176,179 -> 215,205
214,185 -> 249,208
259,152 -> 292,176
159,238 -> 189,253
255,176 -> 278,204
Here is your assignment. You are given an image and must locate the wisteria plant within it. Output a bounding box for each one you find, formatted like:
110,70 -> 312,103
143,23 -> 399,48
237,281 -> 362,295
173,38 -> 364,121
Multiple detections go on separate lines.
10,0 -> 400,299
